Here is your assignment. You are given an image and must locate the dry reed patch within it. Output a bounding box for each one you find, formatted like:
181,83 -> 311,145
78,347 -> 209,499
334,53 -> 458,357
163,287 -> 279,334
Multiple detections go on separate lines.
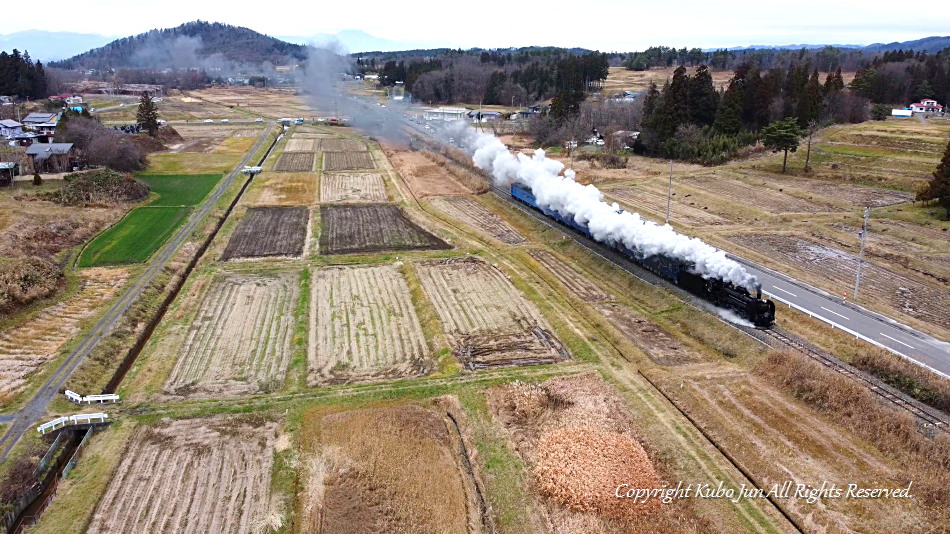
416,257 -> 569,369
256,172 -> 317,206
0,268 -> 128,400
164,273 -> 297,397
318,204 -> 449,255
528,249 -> 611,303
275,152 -> 315,172
488,374 -> 707,533
323,152 -> 375,171
308,265 -> 431,385
88,416 -> 279,534
299,404 -> 474,534
318,138 -> 366,152
430,196 -> 525,244
728,233 -> 946,329
222,206 -> 309,259
319,173 -> 387,203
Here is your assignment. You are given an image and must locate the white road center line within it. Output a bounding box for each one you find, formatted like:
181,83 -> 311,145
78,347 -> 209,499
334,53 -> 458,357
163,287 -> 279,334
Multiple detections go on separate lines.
880,333 -> 915,349
820,306 -> 850,320
771,286 -> 798,297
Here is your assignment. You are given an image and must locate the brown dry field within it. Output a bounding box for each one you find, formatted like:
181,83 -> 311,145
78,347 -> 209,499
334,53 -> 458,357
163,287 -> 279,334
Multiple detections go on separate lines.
598,304 -> 706,366
299,403 -> 480,534
318,204 -> 449,255
320,173 -> 388,203
256,172 -> 317,206
88,416 -> 279,534
653,364 -> 939,533
309,265 -> 431,385
285,138 -> 320,152
0,268 -> 128,402
602,66 -> 856,94
164,273 -> 298,397
488,373 -> 713,533
416,257 -> 569,369
728,232 -> 946,330
430,196 -> 525,244
602,185 -> 731,227
275,152 -> 316,172
319,138 -> 367,152
323,151 -> 376,171
188,86 -> 313,119
222,206 -> 309,259
527,249 -> 612,303
387,150 -> 474,197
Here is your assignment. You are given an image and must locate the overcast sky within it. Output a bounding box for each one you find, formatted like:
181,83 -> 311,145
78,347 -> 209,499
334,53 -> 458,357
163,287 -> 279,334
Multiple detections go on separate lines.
6,0 -> 949,51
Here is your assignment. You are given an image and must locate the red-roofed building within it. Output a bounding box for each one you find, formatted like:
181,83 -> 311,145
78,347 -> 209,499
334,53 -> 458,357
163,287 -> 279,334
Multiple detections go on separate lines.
909,99 -> 944,114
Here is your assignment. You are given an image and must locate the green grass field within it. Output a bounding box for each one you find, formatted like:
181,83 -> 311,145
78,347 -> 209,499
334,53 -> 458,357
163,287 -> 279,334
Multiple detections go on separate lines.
137,174 -> 222,206
78,207 -> 191,267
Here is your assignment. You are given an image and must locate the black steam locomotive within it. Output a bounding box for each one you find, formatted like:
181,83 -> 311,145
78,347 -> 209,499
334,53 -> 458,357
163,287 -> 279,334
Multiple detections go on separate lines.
511,182 -> 775,328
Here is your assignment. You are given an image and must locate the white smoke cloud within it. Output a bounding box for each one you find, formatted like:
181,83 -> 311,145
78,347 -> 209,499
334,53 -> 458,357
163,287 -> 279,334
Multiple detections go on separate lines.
452,123 -> 758,292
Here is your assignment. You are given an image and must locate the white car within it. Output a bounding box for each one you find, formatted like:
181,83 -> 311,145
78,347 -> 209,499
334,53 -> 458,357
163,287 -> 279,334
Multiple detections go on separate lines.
220,119 -> 229,123
203,119 -> 214,123
255,118 -> 263,122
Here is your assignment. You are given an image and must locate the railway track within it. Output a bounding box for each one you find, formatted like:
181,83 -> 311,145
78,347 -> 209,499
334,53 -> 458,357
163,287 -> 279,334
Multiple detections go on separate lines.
751,327 -> 949,436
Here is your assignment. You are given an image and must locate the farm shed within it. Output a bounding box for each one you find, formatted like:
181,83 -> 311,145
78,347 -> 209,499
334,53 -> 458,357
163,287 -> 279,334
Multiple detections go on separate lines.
26,142 -> 75,173
423,107 -> 468,121
0,162 -> 15,185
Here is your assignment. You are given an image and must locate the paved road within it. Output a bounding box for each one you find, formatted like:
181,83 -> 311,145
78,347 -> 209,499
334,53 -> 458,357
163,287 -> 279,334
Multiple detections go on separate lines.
401,116 -> 950,377
735,258 -> 949,377
0,124 -> 276,461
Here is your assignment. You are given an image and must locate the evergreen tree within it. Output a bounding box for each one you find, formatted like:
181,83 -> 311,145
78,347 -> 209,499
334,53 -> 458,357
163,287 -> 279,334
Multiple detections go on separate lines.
796,69 -> 822,127
136,91 -> 160,136
714,78 -> 744,135
761,117 -> 803,173
917,139 -> 950,219
687,65 -> 719,126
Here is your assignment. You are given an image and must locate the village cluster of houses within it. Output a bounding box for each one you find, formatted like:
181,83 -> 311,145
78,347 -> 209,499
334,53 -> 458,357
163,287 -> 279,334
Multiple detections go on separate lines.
0,96 -> 83,184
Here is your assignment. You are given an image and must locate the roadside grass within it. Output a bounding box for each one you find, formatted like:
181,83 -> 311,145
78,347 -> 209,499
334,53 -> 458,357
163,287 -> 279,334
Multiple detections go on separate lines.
78,207 -> 190,267
136,174 -> 222,206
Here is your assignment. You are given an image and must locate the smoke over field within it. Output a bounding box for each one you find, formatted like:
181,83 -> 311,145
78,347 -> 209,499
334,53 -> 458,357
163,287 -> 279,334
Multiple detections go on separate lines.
453,125 -> 758,291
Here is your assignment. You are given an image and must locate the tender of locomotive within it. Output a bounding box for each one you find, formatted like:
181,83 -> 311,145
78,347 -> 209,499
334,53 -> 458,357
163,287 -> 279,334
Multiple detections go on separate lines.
510,182 -> 776,328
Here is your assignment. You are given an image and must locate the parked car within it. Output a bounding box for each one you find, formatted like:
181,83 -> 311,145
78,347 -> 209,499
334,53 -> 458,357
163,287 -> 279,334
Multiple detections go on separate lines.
203,119 -> 214,123
220,119 -> 229,123
255,118 -> 263,122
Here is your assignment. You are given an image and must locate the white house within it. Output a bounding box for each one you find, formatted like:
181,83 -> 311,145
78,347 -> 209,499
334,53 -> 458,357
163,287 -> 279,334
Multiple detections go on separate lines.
423,107 -> 468,121
0,119 -> 22,137
908,99 -> 944,114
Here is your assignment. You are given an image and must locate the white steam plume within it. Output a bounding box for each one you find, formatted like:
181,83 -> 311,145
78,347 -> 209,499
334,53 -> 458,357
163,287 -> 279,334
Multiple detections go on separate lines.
451,124 -> 758,292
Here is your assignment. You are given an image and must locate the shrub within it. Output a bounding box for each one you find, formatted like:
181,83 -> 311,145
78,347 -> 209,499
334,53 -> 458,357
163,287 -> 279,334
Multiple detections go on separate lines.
42,169 -> 149,206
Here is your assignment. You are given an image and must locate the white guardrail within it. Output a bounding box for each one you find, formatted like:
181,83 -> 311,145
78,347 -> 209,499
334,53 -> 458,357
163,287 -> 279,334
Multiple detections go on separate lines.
64,390 -> 120,405
763,291 -> 950,379
36,413 -> 108,435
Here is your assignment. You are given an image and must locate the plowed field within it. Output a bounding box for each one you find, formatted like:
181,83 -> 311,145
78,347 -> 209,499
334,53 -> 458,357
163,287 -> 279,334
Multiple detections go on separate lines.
728,233 -> 946,329
222,206 -> 309,259
323,152 -> 375,171
318,138 -> 366,152
417,257 -> 569,368
0,268 -> 128,401
318,204 -> 449,255
597,304 -> 704,365
275,152 -> 315,172
431,196 -> 525,244
309,265 -> 430,385
286,138 -> 320,152
528,250 -> 611,302
88,417 -> 278,534
164,273 -> 297,396
320,173 -> 387,203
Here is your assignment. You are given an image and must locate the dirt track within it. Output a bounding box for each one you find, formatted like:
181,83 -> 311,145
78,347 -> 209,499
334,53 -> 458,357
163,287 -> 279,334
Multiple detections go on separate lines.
88,416 -> 278,534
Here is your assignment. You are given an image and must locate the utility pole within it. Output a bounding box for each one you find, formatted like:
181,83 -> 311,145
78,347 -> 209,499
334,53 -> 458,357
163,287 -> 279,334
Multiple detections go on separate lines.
853,206 -> 870,302
666,160 -> 673,225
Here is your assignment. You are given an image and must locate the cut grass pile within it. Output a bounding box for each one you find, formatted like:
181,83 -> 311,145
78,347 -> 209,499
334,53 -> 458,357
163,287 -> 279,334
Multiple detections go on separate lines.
137,174 -> 222,206
78,207 -> 190,266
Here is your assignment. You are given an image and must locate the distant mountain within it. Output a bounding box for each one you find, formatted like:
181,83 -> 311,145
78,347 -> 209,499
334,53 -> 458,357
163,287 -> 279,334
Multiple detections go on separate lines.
280,29 -> 447,53
862,36 -> 950,53
0,30 -> 115,62
50,21 -> 308,70
704,36 -> 950,54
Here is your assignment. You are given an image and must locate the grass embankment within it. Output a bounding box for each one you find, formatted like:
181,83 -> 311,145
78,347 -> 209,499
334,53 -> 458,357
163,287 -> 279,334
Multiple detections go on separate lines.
78,174 -> 222,267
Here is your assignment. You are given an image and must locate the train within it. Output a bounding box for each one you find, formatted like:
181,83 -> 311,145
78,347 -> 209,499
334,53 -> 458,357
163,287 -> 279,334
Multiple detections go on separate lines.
510,182 -> 776,328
